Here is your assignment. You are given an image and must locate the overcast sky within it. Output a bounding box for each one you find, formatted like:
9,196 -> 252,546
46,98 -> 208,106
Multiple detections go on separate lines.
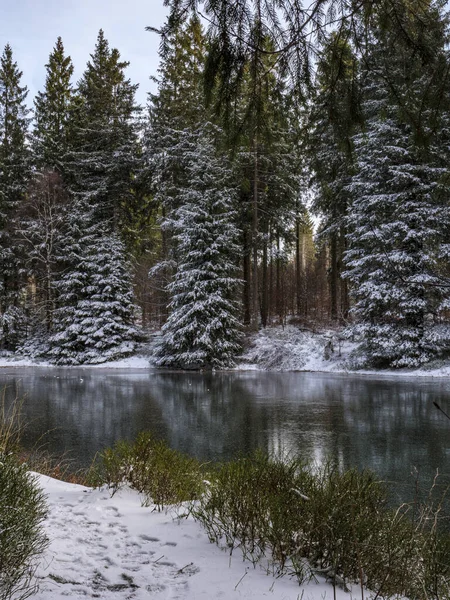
0,0 -> 169,108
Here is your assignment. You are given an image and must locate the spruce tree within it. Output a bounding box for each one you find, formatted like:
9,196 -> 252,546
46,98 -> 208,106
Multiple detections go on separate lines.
33,37 -> 74,173
344,3 -> 450,367
309,32 -> 359,324
72,29 -> 141,231
145,17 -> 206,321
0,44 -> 30,349
48,217 -> 139,365
18,170 -> 69,339
48,32 -> 142,364
153,125 -> 242,369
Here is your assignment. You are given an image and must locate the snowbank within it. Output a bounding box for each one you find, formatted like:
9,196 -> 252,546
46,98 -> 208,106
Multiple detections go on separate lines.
0,355 -> 151,369
237,325 -> 450,377
3,326 -> 450,376
33,473 -> 366,600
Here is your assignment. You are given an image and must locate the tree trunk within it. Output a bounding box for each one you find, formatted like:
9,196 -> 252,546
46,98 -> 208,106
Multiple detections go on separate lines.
339,225 -> 349,323
251,136 -> 259,330
243,229 -> 251,326
276,236 -> 282,324
295,217 -> 302,317
261,238 -> 268,328
330,231 -> 338,322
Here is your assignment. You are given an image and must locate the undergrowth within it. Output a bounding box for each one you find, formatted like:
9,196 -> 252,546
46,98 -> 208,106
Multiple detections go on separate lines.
89,435 -> 450,600
0,393 -> 48,600
88,432 -> 205,510
194,453 -> 450,600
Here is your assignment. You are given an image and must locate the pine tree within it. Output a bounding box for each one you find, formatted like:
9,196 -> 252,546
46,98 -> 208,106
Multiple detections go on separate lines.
72,29 -> 141,232
344,3 -> 450,367
33,37 -> 74,173
0,44 -> 31,349
47,31 -> 142,364
153,125 -> 242,369
18,170 -> 69,338
48,219 -> 139,365
144,17 -> 207,322
309,32 -> 360,324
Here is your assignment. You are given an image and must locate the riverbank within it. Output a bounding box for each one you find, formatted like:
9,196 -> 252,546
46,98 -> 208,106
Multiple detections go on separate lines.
1,325 -> 450,377
33,473 -> 368,600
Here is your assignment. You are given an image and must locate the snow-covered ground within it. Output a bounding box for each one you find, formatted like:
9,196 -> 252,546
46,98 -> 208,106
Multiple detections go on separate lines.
0,355 -> 151,369
2,326 -> 450,376
34,473 -> 366,600
238,326 -> 450,377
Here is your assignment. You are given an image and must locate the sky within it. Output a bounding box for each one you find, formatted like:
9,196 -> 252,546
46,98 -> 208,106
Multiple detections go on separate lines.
0,0 -> 169,108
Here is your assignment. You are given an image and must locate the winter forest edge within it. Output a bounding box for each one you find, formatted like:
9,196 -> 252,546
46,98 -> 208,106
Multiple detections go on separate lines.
2,0 -> 450,370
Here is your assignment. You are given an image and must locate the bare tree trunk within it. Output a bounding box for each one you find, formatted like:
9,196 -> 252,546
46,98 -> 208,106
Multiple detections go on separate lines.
330,231 -> 338,322
295,217 -> 302,317
276,236 -> 283,324
46,263 -> 52,332
339,225 -> 349,323
243,229 -> 251,326
251,136 -> 259,330
261,238 -> 268,328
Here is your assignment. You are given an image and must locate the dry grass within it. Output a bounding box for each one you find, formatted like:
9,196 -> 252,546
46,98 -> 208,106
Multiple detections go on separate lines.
0,389 -> 88,485
0,388 -> 24,454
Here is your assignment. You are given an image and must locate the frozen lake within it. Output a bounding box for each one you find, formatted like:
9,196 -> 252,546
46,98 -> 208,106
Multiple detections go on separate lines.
2,367 -> 450,502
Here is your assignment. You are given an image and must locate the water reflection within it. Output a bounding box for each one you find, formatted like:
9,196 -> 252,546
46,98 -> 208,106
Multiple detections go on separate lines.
0,368 -> 449,502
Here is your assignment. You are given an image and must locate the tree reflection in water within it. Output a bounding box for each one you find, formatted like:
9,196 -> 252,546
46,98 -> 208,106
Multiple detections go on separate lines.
0,368 -> 449,504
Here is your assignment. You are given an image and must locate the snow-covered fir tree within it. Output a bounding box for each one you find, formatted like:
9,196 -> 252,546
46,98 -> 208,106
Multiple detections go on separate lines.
47,31 -> 142,364
33,37 -> 75,173
18,170 -> 69,338
153,125 -> 242,369
144,16 -> 206,321
344,5 -> 450,367
0,44 -> 31,349
48,216 -> 139,365
71,29 -> 141,234
309,32 -> 359,323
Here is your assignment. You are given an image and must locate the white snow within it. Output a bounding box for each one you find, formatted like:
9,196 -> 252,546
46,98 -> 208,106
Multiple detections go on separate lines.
33,473 -> 364,600
0,355 -> 151,369
3,325 -> 450,377
237,325 -> 450,378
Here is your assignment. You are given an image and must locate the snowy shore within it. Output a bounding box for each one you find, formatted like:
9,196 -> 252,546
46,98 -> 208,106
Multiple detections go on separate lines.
34,473 -> 367,600
2,326 -> 450,377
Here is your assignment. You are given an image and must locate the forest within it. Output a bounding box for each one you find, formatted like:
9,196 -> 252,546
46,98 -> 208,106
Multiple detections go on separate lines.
0,0 -> 450,369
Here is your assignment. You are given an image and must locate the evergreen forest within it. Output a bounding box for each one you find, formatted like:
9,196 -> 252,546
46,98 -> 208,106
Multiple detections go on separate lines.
2,0 -> 450,369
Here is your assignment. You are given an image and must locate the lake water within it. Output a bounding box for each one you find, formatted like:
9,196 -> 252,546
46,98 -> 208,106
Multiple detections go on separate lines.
1,367 -> 450,503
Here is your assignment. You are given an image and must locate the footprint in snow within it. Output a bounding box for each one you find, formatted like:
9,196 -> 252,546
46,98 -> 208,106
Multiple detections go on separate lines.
139,534 -> 159,542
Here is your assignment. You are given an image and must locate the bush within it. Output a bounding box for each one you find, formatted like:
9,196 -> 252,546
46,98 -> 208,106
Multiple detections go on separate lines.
193,451 -> 316,577
193,452 -> 450,599
302,465 -> 388,586
89,432 -> 205,510
0,452 -> 48,600
89,435 -> 450,599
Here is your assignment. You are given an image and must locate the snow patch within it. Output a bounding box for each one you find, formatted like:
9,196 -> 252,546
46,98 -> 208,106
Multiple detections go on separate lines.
33,473 -> 369,600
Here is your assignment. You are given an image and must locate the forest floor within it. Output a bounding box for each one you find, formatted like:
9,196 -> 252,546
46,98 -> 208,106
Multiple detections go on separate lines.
33,472 -> 370,600
2,325 -> 450,376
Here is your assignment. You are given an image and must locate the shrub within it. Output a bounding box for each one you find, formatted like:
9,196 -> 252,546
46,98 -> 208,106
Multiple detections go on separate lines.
89,432 -> 204,510
0,452 -> 48,600
193,452 -> 450,599
193,451 -> 315,578
302,465 -> 388,585
89,435 -> 450,599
